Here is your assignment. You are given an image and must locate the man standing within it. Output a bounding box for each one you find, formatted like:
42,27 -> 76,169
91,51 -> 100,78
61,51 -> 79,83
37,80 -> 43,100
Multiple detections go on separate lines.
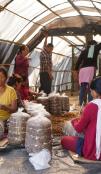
39,34 -> 54,95
14,45 -> 29,86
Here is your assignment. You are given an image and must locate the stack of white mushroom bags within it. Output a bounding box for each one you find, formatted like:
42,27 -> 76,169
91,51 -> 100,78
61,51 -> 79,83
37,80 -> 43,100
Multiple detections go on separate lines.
24,101 -> 52,156
24,101 -> 51,119
61,93 -> 70,112
37,96 -> 49,112
25,114 -> 52,155
0,121 -> 4,139
48,93 -> 62,115
8,109 -> 30,145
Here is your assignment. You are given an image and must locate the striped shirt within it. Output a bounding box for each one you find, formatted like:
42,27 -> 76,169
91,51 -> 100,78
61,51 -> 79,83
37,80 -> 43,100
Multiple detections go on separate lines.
40,48 -> 52,72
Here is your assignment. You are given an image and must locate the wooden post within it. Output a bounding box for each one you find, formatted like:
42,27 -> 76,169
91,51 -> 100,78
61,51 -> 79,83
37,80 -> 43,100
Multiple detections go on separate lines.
85,33 -> 93,45
71,45 -> 75,96
51,36 -> 53,44
98,55 -> 101,76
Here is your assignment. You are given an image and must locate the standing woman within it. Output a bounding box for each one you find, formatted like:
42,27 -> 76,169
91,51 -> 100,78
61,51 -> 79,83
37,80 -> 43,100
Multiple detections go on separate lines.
74,40 -> 101,107
14,45 -> 29,86
0,67 -> 17,135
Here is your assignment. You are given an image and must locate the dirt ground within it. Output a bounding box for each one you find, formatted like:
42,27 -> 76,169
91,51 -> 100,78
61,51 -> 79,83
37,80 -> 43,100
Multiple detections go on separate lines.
0,145 -> 101,174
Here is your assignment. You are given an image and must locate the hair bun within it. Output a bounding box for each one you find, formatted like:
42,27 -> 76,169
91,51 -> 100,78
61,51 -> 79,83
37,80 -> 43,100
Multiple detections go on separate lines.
90,77 -> 101,95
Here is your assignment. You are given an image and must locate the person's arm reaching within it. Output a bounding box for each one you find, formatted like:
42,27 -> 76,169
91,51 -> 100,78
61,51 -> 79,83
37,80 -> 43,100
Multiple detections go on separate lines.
71,103 -> 92,133
43,31 -> 48,48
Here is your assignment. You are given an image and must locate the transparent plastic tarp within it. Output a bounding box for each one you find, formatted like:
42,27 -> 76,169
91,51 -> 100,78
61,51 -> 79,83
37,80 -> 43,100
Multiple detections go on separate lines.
23,26 -> 42,44
0,0 -> 100,43
0,0 -> 11,6
0,9 -> 28,40
81,11 -> 100,16
7,0 -> 47,20
94,2 -> 101,9
74,0 -> 93,7
0,0 -> 101,91
14,22 -> 34,42
40,0 -> 67,8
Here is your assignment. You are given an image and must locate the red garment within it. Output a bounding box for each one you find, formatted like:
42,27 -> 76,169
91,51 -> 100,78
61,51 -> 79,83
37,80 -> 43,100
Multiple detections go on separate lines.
61,136 -> 78,152
14,53 -> 29,78
62,103 -> 101,160
20,85 -> 29,100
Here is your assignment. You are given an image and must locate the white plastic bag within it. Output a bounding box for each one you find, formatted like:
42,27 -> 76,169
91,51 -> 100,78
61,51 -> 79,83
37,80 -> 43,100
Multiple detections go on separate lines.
29,149 -> 51,170
0,121 -> 4,139
63,120 -> 84,138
